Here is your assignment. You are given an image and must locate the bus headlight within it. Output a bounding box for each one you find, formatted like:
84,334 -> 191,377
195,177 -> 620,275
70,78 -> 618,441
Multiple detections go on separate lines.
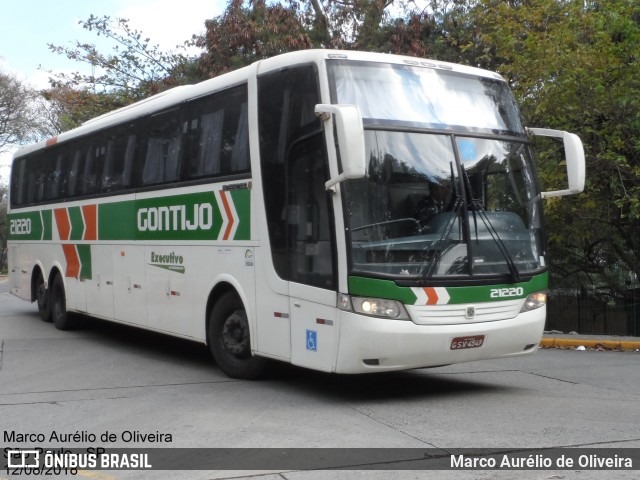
339,294 -> 409,320
521,291 -> 547,312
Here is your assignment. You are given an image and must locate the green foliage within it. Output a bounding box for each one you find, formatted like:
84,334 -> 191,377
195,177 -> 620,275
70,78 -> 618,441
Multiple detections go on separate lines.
48,15 -> 196,98
44,15 -> 202,130
466,0 -> 640,294
0,70 -> 44,151
195,0 -> 471,74
196,0 -> 314,77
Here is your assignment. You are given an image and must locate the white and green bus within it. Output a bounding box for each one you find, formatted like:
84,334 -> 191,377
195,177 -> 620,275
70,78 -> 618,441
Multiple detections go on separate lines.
8,50 -> 585,378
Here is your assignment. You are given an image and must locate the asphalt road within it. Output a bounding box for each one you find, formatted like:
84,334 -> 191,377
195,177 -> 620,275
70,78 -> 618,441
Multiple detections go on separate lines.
1,278 -> 639,480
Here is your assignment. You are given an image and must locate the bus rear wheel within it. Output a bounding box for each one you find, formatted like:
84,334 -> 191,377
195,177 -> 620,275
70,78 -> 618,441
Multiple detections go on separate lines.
35,271 -> 51,322
208,291 -> 266,379
50,275 -> 77,330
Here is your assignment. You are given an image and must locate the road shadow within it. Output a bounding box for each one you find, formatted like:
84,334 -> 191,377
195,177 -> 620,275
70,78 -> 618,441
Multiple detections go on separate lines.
262,362 -> 508,402
74,314 -> 213,367
63,315 -> 509,400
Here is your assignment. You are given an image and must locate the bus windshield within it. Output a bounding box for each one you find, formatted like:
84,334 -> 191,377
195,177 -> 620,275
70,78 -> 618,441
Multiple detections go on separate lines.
328,61 -> 544,281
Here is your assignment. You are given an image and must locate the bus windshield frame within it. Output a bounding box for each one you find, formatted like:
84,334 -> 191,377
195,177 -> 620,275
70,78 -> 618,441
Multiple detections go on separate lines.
327,59 -> 525,136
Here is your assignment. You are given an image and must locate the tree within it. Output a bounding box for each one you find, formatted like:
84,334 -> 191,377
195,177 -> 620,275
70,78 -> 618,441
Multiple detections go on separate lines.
0,70 -> 43,153
196,0 -> 314,77
41,85 -> 136,132
48,15 -> 196,99
45,15 -> 201,128
467,0 -> 640,294
195,0 -> 437,76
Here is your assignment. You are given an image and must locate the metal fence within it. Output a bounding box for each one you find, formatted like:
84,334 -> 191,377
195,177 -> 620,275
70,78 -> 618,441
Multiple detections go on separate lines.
546,289 -> 640,336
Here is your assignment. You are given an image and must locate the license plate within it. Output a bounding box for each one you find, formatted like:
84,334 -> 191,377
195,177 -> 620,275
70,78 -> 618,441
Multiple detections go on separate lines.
450,335 -> 485,350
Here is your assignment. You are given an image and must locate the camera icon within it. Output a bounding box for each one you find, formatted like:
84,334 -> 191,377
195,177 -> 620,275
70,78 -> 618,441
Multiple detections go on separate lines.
8,450 -> 39,468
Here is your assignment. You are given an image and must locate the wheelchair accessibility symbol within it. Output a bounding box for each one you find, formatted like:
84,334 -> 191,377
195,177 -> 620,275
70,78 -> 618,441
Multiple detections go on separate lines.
306,329 -> 317,352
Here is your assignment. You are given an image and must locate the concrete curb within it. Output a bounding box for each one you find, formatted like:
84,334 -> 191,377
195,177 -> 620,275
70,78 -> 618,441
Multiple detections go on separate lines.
540,337 -> 640,351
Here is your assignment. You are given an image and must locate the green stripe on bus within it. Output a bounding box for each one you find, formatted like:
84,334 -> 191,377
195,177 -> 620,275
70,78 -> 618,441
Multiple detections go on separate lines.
132,191 -> 223,241
98,201 -> 137,240
9,188 -> 251,243
445,273 -> 548,303
231,189 -> 250,240
68,207 -> 84,241
41,210 -> 52,241
347,276 -> 418,304
348,272 -> 548,305
97,189 -> 250,241
77,244 -> 92,280
7,211 -> 45,241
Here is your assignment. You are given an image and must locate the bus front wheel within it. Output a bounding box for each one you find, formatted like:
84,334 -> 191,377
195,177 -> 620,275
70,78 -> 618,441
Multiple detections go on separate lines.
208,291 -> 266,379
50,275 -> 77,330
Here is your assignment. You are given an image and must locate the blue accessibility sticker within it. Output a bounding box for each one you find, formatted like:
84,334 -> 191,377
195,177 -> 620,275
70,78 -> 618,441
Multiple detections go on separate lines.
306,330 -> 317,352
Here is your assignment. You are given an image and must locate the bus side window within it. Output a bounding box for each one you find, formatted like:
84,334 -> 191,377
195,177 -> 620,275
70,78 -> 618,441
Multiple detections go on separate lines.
142,109 -> 182,186
22,156 -> 37,204
83,143 -> 107,195
10,157 -> 26,206
67,149 -> 83,198
103,128 -> 136,192
184,84 -> 249,179
45,149 -> 67,201
35,153 -> 50,203
229,101 -> 249,172
188,108 -> 223,177
122,134 -> 137,188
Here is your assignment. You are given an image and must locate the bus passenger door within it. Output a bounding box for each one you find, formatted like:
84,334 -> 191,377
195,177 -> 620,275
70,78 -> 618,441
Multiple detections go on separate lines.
257,65 -> 339,369
286,135 -> 339,372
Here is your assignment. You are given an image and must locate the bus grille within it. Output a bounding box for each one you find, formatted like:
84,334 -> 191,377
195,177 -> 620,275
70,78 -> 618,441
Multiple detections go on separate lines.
407,299 -> 524,325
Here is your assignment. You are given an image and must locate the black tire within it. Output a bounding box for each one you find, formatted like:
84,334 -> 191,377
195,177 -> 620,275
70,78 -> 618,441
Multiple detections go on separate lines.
208,291 -> 266,379
50,275 -> 77,330
35,271 -> 52,322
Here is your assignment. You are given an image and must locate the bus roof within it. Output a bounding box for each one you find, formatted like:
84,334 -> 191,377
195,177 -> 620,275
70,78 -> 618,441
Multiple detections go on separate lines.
13,49 -> 504,160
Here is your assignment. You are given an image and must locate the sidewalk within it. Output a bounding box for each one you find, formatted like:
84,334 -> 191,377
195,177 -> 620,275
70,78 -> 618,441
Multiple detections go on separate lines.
541,332 -> 640,351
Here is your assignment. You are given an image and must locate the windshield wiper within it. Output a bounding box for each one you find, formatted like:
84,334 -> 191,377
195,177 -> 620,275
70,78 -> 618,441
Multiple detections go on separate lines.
461,168 -> 521,282
423,162 -> 464,279
423,198 -> 463,279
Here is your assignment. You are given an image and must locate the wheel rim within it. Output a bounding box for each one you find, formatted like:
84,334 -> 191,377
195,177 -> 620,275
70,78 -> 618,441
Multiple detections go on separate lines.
221,310 -> 250,359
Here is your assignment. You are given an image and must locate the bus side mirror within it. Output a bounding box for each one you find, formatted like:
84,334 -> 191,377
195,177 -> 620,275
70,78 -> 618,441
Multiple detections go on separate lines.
315,104 -> 366,191
528,128 -> 586,198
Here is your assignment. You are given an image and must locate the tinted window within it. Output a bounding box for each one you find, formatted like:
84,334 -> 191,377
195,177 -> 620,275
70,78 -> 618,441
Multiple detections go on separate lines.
10,84 -> 250,207
103,126 -> 137,192
67,148 -> 83,198
45,149 -> 68,200
82,142 -> 106,195
141,109 -> 183,186
184,85 -> 249,179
